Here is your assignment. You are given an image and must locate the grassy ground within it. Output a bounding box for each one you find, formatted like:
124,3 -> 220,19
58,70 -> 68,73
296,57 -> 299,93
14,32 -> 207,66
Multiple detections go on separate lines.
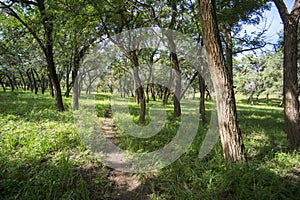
0,91 -> 112,200
0,90 -> 299,199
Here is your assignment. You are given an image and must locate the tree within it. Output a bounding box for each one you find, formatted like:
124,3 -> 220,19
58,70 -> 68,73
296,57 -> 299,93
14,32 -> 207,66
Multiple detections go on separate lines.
100,0 -> 149,123
199,0 -> 247,162
233,52 -> 283,101
216,0 -> 270,81
53,0 -> 103,110
162,1 -> 181,117
273,0 -> 300,147
0,0 -> 64,111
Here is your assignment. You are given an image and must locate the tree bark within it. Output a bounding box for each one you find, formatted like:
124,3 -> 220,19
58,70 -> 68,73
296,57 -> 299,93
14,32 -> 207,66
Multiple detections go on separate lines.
65,63 -> 71,97
41,74 -> 46,94
48,73 -> 54,97
30,69 -> 38,94
5,73 -> 14,92
170,51 -> 181,117
274,0 -> 300,147
18,70 -> 26,91
163,69 -> 173,104
0,78 -> 5,92
180,71 -> 198,99
26,69 -> 34,92
166,0 -> 181,117
72,75 -> 79,111
199,74 -> 207,125
38,1 -> 64,111
146,84 -> 150,103
199,0 -> 246,162
129,51 -> 146,123
163,87 -> 170,104
72,51 -> 80,110
151,85 -> 156,101
223,26 -> 233,83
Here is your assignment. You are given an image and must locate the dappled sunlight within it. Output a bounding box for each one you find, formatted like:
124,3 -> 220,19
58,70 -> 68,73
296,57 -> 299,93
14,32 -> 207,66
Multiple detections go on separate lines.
0,92 -> 299,199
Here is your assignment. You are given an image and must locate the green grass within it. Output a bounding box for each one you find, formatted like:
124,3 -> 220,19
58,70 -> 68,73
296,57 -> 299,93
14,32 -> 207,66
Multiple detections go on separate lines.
0,91 -> 299,199
113,96 -> 300,199
0,91 -> 112,200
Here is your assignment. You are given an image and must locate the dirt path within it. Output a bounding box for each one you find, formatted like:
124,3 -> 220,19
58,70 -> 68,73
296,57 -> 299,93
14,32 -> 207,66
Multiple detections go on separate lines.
102,107 -> 151,200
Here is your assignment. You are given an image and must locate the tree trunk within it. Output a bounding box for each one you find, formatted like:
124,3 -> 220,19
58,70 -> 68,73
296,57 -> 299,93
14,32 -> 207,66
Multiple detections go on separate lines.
65,64 -> 72,97
163,87 -> 170,104
163,69 -> 173,104
72,53 -> 80,110
48,73 -> 54,97
38,0 -> 64,111
146,83 -> 150,103
46,54 -> 64,111
283,15 -> 300,145
166,1 -> 181,117
199,74 -> 207,125
31,69 -> 38,94
41,75 -> 46,94
151,85 -> 156,101
247,90 -> 254,104
13,76 -> 18,91
26,69 -> 34,92
129,50 -> 146,123
72,76 -> 79,110
6,74 -> 14,92
158,85 -> 163,99
180,71 -> 198,99
170,51 -> 181,117
199,0 -> 246,162
18,70 -> 26,91
274,0 -> 300,147
223,26 -> 233,82
0,78 -> 5,92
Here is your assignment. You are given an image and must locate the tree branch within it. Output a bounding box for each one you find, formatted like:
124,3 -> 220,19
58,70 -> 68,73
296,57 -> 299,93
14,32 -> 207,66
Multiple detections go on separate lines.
273,0 -> 289,22
12,0 -> 38,6
0,1 -> 45,54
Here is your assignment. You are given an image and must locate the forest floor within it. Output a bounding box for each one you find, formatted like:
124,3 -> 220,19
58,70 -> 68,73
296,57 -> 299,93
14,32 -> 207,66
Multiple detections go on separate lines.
1,91 -> 300,200
101,106 -> 152,200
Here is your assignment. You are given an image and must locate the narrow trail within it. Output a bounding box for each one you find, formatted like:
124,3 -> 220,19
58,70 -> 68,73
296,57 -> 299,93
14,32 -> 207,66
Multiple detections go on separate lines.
101,106 -> 151,200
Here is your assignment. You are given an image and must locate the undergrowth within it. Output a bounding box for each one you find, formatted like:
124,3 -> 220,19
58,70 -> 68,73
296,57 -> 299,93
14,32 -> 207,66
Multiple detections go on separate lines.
0,91 -> 112,200
0,91 -> 299,199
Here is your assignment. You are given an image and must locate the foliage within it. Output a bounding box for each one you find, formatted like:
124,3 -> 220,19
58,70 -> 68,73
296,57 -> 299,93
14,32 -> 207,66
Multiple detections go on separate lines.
0,0 -> 299,198
112,95 -> 300,199
0,92 -> 111,199
0,92 -> 299,199
233,51 -> 283,97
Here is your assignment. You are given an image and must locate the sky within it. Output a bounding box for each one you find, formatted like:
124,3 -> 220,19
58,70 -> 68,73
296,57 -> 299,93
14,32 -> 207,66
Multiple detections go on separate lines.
243,0 -> 295,51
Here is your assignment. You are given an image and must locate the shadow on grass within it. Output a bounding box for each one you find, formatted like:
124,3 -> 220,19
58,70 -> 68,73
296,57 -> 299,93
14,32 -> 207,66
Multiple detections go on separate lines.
0,91 -> 73,123
0,151 -> 112,200
143,153 -> 300,200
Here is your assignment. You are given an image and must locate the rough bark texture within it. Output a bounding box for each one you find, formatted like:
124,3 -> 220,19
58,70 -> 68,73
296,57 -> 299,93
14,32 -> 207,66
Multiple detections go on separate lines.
199,74 -> 207,125
31,69 -> 38,94
35,0 -> 64,111
199,0 -> 246,162
170,51 -> 181,117
48,73 -> 54,97
274,0 -> 300,147
167,0 -> 181,117
223,26 -> 233,83
128,51 -> 146,123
